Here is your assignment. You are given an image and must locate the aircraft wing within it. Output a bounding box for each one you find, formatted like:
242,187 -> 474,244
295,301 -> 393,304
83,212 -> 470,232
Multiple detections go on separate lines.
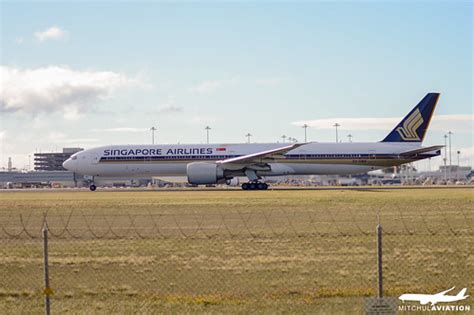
399,145 -> 444,157
435,286 -> 455,296
217,143 -> 306,165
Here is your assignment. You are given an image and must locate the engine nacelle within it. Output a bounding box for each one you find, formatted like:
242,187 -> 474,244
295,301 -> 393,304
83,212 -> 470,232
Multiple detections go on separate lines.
187,162 -> 225,185
225,177 -> 240,186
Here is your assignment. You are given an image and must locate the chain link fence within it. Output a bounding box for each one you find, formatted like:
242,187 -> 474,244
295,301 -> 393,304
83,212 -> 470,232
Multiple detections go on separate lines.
1,206 -> 473,313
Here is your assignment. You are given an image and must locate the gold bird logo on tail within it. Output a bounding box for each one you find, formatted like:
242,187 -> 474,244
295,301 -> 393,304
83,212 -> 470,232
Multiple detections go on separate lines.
396,108 -> 424,141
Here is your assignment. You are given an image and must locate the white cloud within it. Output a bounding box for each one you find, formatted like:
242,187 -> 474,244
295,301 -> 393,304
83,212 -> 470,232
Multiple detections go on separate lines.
0,130 -> 6,151
150,97 -> 184,114
429,115 -> 473,132
62,105 -> 82,121
255,77 -> 285,87
190,78 -> 239,95
94,127 -> 149,133
35,26 -> 68,42
47,131 -> 67,142
190,115 -> 218,124
15,37 -> 24,44
190,80 -> 224,94
47,131 -> 99,144
157,104 -> 183,113
190,76 -> 285,94
63,138 -> 100,144
457,147 -> 474,164
0,65 -> 140,116
293,115 -> 474,133
293,117 -> 398,131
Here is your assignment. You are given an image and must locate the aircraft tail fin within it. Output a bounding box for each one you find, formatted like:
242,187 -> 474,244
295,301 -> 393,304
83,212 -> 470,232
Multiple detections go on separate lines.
381,93 -> 440,143
457,288 -> 468,298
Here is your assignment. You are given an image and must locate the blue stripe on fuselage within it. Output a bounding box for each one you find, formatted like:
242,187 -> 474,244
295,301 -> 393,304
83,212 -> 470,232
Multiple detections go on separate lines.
99,152 -> 439,162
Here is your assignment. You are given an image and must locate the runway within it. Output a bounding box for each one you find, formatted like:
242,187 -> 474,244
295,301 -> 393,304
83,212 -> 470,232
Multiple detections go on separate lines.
1,185 -> 473,193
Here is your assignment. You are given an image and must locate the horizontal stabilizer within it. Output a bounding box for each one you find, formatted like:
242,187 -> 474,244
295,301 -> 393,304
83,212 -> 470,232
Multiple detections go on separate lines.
399,145 -> 444,157
456,288 -> 468,298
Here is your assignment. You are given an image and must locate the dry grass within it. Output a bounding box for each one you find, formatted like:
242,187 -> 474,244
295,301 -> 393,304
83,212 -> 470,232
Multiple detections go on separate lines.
0,187 -> 473,313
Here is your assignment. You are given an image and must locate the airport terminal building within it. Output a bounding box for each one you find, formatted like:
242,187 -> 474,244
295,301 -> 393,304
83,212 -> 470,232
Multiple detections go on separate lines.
34,148 -> 83,171
1,147 -> 154,188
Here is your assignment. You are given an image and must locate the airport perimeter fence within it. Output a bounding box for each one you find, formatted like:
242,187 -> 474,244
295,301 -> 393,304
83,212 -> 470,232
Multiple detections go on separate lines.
0,207 -> 473,314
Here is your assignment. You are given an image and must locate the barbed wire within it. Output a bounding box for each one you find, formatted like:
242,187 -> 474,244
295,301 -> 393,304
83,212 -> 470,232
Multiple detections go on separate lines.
0,205 -> 472,240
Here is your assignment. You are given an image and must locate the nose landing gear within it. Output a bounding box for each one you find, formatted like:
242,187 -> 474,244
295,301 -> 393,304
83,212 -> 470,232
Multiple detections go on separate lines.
88,176 -> 97,191
241,182 -> 268,190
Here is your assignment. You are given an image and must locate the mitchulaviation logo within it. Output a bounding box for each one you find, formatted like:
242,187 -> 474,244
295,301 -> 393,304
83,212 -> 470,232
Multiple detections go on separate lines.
399,287 -> 470,312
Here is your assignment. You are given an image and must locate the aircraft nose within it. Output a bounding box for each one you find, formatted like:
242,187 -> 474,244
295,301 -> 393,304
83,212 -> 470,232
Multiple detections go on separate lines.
63,158 -> 75,171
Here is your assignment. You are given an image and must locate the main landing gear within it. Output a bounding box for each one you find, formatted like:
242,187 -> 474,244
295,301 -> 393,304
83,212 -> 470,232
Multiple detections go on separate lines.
241,182 -> 268,190
241,169 -> 268,190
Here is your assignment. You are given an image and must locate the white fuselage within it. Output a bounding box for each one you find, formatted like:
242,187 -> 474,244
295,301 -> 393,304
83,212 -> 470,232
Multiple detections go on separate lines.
63,142 -> 438,178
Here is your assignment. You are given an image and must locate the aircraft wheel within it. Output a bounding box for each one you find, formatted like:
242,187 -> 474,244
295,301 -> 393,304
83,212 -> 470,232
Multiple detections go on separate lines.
89,184 -> 97,191
257,183 -> 265,190
249,183 -> 257,190
262,183 -> 268,190
241,183 -> 249,190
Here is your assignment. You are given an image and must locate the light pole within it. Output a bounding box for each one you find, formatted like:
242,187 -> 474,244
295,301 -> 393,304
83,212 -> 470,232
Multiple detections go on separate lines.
245,133 -> 252,143
302,124 -> 308,142
281,135 -> 287,143
150,126 -> 157,144
443,134 -> 448,181
333,123 -> 340,143
457,150 -> 461,181
347,134 -> 353,143
448,131 -> 453,180
205,126 -> 211,144
448,131 -> 453,167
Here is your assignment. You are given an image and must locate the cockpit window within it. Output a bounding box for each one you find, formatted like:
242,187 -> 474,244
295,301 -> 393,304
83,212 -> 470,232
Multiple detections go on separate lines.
71,156 -> 77,160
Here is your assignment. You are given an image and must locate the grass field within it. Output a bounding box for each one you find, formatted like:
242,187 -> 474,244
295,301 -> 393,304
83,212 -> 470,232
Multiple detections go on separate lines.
0,187 -> 473,314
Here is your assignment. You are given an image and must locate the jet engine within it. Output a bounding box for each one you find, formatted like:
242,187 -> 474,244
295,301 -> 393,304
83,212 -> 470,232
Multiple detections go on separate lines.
187,162 -> 225,185
225,177 -> 240,186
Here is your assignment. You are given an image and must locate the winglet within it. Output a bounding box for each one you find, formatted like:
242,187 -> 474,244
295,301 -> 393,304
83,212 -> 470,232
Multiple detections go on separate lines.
382,93 -> 440,143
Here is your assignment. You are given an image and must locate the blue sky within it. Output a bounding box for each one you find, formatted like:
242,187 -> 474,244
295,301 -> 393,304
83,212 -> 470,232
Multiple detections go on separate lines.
0,1 -> 472,170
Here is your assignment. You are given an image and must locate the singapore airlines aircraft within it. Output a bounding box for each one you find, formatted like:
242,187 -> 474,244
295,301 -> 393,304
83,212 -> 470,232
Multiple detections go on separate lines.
63,93 -> 442,191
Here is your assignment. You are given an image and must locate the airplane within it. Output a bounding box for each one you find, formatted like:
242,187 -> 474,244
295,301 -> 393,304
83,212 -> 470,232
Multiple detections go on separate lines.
399,287 -> 469,306
63,93 -> 443,191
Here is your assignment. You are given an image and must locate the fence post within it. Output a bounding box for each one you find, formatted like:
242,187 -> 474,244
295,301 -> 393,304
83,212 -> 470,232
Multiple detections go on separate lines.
42,217 -> 51,315
377,215 -> 383,298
